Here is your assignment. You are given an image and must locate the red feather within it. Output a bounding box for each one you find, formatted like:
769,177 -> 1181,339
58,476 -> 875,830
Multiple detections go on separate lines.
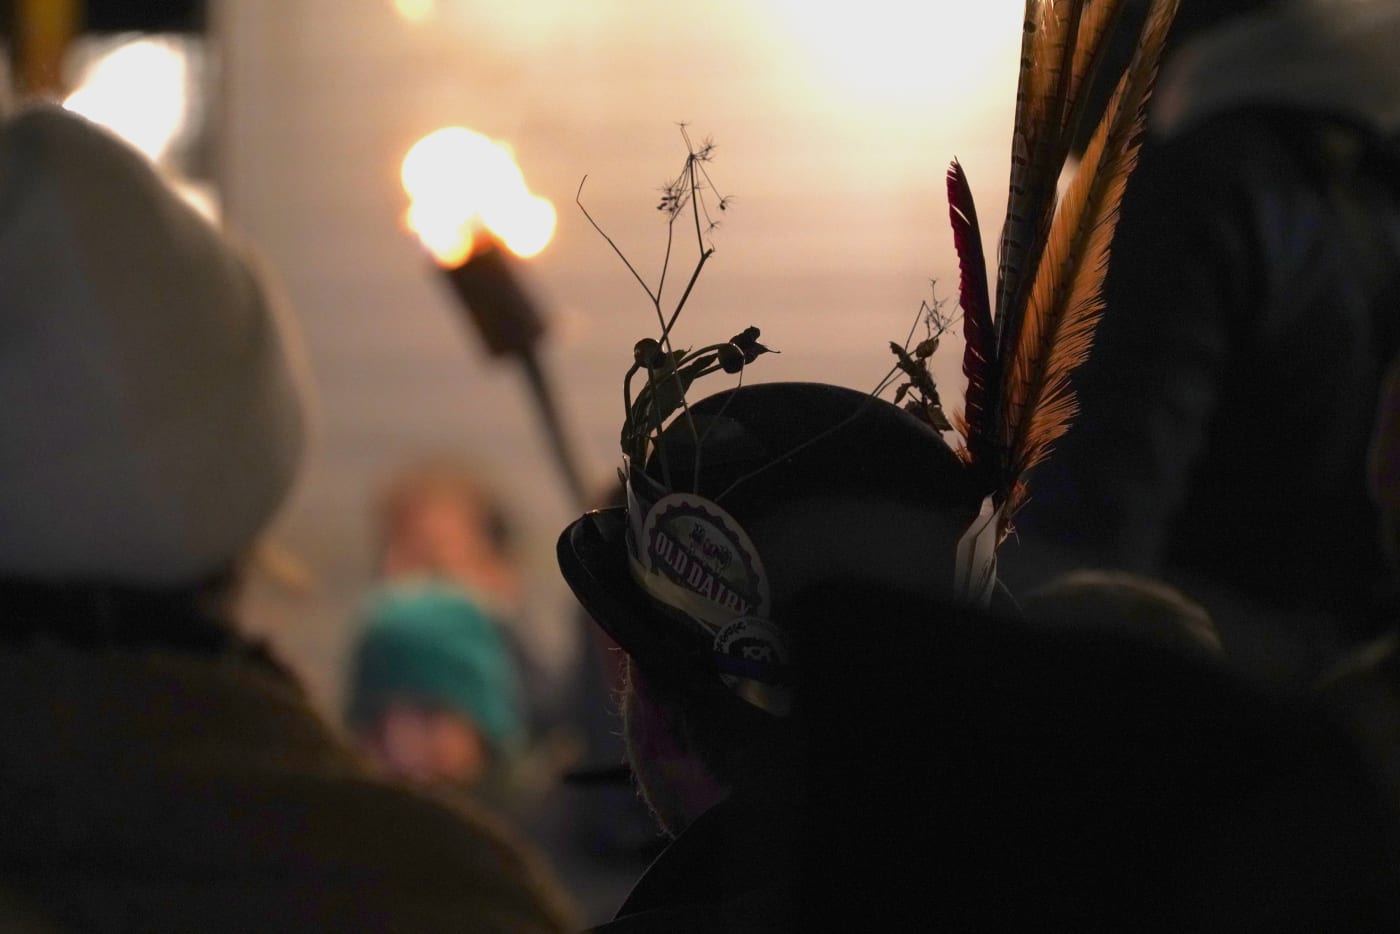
947,159 -> 996,457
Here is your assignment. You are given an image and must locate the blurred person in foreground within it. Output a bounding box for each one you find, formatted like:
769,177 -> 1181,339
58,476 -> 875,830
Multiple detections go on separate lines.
1021,568 -> 1222,655
0,104 -> 572,932
1316,355 -> 1400,805
797,583 -> 1400,931
1008,0 -> 1400,681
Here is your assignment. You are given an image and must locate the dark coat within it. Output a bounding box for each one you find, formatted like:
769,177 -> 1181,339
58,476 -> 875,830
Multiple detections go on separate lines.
588,796 -> 793,933
1009,4 -> 1400,676
1018,108 -> 1400,604
1005,3 -> 1400,674
0,637 -> 575,933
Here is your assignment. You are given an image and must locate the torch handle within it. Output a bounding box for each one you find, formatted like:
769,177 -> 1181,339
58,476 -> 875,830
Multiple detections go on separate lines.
519,348 -> 588,507
443,245 -> 546,358
436,243 -> 586,506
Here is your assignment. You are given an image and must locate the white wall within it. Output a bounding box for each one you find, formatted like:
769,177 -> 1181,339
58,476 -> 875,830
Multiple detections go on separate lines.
216,0 -> 1022,713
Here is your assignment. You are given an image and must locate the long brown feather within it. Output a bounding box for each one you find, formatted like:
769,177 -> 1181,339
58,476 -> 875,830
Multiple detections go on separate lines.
947,159 -> 995,457
1000,81 -> 1128,477
1066,0 -> 1128,120
996,1 -> 1136,330
994,0 -> 1126,449
994,1 -> 1047,343
995,1 -> 1080,328
998,0 -> 1180,525
1023,1 -> 1079,162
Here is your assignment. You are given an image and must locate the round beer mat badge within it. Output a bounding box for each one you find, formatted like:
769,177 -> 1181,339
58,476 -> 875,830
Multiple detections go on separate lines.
713,617 -> 792,717
638,493 -> 771,630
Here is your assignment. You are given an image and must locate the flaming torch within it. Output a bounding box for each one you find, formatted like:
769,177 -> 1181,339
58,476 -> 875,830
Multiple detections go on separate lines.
401,127 -> 585,504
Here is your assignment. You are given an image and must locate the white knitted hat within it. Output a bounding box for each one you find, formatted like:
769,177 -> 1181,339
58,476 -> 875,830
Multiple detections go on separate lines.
0,105 -> 308,586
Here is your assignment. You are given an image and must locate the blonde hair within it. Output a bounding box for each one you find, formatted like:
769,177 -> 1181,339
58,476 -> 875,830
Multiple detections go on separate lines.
375,458 -> 512,554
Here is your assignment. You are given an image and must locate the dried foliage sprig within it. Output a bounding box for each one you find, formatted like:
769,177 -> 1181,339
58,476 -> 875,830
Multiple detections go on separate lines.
577,126 -> 773,487
882,283 -> 959,433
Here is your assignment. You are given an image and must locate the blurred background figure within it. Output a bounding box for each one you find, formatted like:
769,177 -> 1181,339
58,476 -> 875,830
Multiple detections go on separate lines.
367,458 -> 574,729
349,460 -> 579,808
1008,0 -> 1400,684
345,581 -> 524,792
376,460 -> 523,613
351,461 -> 646,926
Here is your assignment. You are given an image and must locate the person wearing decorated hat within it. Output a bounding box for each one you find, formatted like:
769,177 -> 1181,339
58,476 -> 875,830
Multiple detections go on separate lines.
560,381 -> 998,930
559,6 -> 1183,925
0,104 -> 572,932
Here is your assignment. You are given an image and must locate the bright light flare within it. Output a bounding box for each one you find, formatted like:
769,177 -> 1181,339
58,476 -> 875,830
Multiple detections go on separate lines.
393,0 -> 435,22
485,194 -> 556,258
64,36 -> 190,163
772,1 -> 1018,115
401,127 -> 556,265
404,200 -> 476,268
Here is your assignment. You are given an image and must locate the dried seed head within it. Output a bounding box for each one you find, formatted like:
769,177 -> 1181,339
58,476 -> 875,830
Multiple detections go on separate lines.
634,338 -> 665,369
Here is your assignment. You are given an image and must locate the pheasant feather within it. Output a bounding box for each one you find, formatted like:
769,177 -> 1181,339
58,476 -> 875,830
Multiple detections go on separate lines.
1067,0 -> 1129,121
998,0 -> 1180,523
994,0 -> 1049,351
947,159 -> 995,457
996,1 -> 1131,378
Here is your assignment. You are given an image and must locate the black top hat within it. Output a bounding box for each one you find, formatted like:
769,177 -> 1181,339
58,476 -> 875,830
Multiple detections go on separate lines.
558,382 -> 998,716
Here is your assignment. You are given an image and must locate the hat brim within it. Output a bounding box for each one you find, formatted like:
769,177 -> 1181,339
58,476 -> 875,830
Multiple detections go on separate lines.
557,507 -> 714,682
560,505 -> 1022,682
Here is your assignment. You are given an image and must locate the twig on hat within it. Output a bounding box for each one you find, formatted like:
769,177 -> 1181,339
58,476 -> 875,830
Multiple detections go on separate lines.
578,127 -> 775,492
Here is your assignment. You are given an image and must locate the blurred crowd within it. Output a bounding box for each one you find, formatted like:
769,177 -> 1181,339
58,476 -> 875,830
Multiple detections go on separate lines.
1,0 -> 1400,931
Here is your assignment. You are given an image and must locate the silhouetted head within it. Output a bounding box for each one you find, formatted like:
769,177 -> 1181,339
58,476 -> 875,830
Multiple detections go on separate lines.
558,382 -> 999,816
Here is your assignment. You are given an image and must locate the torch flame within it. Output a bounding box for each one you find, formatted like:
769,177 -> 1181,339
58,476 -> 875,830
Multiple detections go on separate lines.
401,126 -> 556,266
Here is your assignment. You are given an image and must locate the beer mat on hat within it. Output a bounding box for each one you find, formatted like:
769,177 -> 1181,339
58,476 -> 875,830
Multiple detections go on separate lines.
631,492 -> 772,632
558,510 -> 716,674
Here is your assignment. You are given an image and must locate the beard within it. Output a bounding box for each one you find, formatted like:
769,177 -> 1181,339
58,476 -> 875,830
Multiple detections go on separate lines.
620,658 -> 718,838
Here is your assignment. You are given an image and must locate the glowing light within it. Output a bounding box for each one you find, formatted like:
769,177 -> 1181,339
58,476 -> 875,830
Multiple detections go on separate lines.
772,1 -> 1018,115
393,0 -> 435,21
404,201 -> 476,268
401,127 -> 555,265
64,36 -> 190,162
488,194 -> 557,259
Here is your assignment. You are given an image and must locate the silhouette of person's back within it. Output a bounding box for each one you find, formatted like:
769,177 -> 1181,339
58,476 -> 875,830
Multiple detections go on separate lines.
1011,0 -> 1400,679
